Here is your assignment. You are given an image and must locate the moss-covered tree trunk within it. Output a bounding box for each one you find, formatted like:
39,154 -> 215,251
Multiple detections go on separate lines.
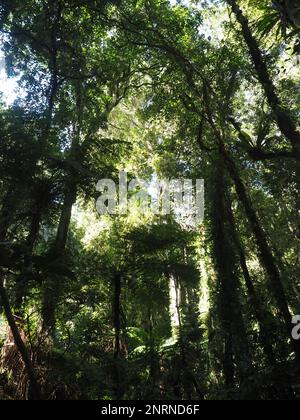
219,140 -> 300,363
226,197 -> 277,367
210,161 -> 256,395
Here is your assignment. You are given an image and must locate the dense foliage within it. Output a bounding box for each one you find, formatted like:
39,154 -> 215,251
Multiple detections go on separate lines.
0,0 -> 299,400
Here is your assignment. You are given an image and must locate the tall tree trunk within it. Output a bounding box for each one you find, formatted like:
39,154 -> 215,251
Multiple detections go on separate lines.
41,81 -> 84,332
0,275 -> 42,400
173,276 -> 189,399
113,273 -> 122,359
226,192 -> 277,367
219,139 -> 300,363
55,182 -> 78,252
0,189 -> 19,243
42,180 -> 77,332
112,272 -> 123,400
210,162 -> 256,395
211,170 -> 234,388
147,306 -> 157,392
201,77 -> 300,364
227,0 -> 300,155
15,204 -> 44,313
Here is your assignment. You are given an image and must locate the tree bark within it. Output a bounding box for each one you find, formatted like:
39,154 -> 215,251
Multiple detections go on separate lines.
226,192 -> 277,367
112,272 -> 123,400
42,180 -> 77,332
201,83 -> 300,362
15,204 -> 44,312
41,82 -> 82,332
41,82 -> 81,332
219,139 -> 300,363
210,161 -> 255,393
0,189 -> 19,243
113,272 -> 122,360
55,182 -> 77,252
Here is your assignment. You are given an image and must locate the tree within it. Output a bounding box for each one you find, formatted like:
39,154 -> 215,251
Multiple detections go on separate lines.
0,0 -> 299,401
